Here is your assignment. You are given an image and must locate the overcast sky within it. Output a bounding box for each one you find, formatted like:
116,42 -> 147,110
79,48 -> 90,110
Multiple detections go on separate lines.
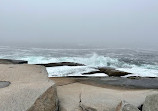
0,0 -> 158,49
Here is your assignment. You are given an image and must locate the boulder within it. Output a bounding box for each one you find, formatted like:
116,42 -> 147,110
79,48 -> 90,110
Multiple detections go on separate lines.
116,101 -> 140,111
27,86 -> 58,111
0,64 -> 58,111
142,93 -> 158,111
36,62 -> 85,67
0,59 -> 28,64
53,78 -> 158,111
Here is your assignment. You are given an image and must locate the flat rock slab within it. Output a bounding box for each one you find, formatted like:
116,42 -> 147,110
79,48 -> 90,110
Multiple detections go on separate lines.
0,64 -> 58,111
0,59 -> 28,64
57,83 -> 158,111
0,81 -> 10,88
36,62 -> 85,67
50,77 -> 158,111
67,77 -> 158,89
86,77 -> 158,89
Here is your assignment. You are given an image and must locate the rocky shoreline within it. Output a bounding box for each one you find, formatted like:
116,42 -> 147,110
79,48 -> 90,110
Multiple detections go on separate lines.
0,59 -> 28,64
0,59 -> 158,111
51,77 -> 158,111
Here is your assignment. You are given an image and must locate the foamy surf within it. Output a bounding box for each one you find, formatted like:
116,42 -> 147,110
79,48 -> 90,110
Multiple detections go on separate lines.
19,54 -> 158,77
47,66 -> 97,77
0,46 -> 158,77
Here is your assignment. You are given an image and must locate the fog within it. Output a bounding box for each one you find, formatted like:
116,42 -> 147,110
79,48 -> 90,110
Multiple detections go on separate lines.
0,0 -> 158,49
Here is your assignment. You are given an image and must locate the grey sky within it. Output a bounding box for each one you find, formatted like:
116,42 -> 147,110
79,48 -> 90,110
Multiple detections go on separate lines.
0,0 -> 158,49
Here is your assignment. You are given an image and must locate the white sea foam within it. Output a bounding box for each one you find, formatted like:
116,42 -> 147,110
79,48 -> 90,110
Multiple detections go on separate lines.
1,50 -> 158,77
82,73 -> 108,77
47,66 -> 97,77
118,67 -> 158,77
20,53 -> 127,67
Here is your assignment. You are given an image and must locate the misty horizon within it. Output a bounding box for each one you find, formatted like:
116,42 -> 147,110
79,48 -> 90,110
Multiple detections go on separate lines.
0,0 -> 158,50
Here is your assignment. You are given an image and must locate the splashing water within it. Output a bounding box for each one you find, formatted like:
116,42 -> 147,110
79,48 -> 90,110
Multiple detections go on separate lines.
0,46 -> 158,77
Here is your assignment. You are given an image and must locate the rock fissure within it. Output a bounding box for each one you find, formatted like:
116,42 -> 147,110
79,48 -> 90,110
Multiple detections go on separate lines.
79,92 -> 97,111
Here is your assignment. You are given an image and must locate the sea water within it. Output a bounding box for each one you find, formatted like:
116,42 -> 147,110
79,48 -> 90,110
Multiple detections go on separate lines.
0,46 -> 158,77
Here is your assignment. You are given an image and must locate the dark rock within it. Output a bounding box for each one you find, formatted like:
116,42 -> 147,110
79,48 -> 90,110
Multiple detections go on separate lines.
0,59 -> 28,64
127,76 -> 141,80
82,71 -> 103,75
142,93 -> 158,111
0,81 -> 11,88
98,67 -> 131,77
82,67 -> 131,77
79,77 -> 158,89
36,62 -> 85,67
116,101 -> 140,111
108,70 -> 130,77
98,67 -> 115,72
138,104 -> 143,111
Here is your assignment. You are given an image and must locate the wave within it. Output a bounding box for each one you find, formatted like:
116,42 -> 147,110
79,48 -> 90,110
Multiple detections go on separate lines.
19,53 -> 127,67
12,53 -> 157,77
0,47 -> 158,77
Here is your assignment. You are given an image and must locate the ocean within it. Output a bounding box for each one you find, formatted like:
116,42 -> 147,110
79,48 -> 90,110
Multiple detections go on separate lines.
0,46 -> 158,77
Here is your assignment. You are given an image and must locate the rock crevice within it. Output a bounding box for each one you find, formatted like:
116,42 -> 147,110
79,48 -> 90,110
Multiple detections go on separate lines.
27,86 -> 59,111
79,92 -> 97,111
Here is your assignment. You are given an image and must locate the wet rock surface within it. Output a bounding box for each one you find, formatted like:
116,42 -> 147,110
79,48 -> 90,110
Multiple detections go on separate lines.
82,67 -> 131,77
64,76 -> 158,89
0,81 -> 10,88
82,71 -> 103,75
36,62 -> 131,77
0,59 -> 28,64
79,77 -> 158,89
36,62 -> 85,67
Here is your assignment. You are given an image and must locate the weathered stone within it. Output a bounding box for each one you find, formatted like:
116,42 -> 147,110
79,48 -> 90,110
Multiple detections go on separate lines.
52,77 -> 158,111
142,93 -> 158,111
0,59 -> 28,64
36,62 -> 85,67
79,104 -> 97,111
116,101 -> 140,111
0,64 -> 58,111
27,86 -> 58,111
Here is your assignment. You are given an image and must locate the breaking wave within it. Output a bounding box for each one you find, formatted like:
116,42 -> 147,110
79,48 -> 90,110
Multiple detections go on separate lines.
0,46 -> 158,77
14,53 -> 158,77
